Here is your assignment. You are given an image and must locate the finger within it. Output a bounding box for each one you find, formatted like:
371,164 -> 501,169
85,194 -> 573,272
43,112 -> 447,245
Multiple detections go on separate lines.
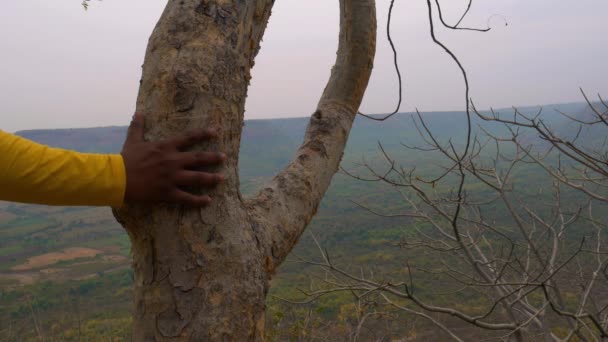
169,189 -> 212,207
179,151 -> 226,167
165,129 -> 218,150
125,112 -> 145,144
174,171 -> 224,187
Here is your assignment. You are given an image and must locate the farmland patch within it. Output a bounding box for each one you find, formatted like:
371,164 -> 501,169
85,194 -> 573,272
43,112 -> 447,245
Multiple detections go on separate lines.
11,247 -> 102,271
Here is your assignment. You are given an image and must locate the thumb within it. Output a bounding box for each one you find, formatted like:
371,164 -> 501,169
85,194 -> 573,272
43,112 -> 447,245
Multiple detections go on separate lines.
125,112 -> 145,144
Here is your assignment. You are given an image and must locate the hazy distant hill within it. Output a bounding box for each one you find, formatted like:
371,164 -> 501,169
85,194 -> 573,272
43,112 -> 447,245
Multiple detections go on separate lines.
16,101 -> 599,182
17,126 -> 127,154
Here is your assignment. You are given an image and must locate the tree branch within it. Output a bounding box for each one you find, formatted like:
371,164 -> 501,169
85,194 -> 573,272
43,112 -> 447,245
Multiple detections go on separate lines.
246,0 -> 377,271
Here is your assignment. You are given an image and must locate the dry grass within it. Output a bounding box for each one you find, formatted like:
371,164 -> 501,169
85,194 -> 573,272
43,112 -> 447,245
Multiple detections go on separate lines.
11,247 -> 102,271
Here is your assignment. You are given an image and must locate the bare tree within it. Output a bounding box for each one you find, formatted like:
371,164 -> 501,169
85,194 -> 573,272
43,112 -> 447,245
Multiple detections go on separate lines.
287,0 -> 608,339
298,98 -> 608,341
112,0 -> 377,340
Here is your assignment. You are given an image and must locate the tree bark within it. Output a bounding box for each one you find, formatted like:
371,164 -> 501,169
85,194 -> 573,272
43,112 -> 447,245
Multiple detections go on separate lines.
114,0 -> 376,340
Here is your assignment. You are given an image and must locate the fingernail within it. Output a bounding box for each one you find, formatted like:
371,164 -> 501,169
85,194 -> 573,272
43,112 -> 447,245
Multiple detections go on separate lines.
218,174 -> 225,182
201,196 -> 212,205
219,153 -> 227,160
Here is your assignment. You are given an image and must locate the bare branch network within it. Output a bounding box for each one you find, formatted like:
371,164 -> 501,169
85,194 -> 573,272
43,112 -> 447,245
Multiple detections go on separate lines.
276,0 -> 607,340
315,95 -> 608,340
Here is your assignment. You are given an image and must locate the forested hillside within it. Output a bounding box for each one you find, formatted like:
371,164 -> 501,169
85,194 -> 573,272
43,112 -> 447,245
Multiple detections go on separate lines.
1,102 -> 605,340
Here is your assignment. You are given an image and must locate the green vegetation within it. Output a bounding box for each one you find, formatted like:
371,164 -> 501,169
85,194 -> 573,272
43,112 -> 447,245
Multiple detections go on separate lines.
1,102 -> 603,340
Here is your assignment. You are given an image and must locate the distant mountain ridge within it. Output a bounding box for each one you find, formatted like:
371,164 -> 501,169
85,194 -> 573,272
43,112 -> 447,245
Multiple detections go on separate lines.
14,101 -> 602,191
16,101 -> 597,153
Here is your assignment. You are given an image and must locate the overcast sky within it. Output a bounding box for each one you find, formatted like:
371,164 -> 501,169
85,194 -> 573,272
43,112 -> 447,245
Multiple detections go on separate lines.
1,0 -> 606,132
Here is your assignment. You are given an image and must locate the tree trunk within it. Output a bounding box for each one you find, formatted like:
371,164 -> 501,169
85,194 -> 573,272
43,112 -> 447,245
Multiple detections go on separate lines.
114,0 -> 376,340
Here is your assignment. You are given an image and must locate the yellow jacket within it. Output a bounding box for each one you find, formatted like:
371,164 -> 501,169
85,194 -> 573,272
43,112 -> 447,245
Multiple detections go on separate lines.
0,130 -> 125,207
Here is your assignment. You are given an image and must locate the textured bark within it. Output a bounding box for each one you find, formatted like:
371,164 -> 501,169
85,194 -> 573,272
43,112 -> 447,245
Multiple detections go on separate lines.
114,0 -> 376,340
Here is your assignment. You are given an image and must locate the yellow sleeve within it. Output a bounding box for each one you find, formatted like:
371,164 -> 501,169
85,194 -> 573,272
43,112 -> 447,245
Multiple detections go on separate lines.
0,130 -> 126,207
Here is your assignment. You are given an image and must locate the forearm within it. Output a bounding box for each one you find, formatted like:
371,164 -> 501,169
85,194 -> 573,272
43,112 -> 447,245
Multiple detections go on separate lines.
0,130 -> 125,207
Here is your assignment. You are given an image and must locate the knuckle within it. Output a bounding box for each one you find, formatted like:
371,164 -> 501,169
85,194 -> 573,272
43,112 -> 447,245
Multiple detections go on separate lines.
149,146 -> 164,156
185,134 -> 199,145
204,129 -> 217,138
170,194 -> 187,204
194,152 -> 207,162
200,173 -> 214,185
199,174 -> 211,185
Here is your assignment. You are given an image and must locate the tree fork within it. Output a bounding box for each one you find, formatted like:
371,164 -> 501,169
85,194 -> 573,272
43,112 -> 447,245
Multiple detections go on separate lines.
115,0 -> 376,340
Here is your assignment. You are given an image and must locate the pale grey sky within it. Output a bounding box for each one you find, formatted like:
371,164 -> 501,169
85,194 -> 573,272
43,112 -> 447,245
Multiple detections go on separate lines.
1,0 -> 606,132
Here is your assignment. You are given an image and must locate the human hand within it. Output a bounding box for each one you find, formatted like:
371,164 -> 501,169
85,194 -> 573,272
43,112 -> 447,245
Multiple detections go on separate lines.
120,113 -> 225,206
